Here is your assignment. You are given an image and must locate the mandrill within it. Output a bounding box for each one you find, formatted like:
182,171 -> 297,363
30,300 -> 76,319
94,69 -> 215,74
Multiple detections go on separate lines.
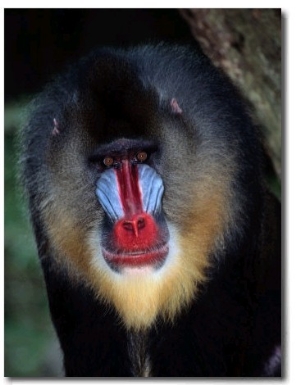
20,43 -> 281,377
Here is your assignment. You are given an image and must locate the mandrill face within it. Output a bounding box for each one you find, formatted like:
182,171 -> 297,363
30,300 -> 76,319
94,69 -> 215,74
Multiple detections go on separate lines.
95,147 -> 169,272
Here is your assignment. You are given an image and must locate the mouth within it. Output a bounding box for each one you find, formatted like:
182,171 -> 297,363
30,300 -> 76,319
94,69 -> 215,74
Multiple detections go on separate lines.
102,244 -> 169,269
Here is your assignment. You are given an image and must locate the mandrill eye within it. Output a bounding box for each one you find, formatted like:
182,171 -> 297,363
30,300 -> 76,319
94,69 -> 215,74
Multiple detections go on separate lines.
103,156 -> 114,167
136,151 -> 148,162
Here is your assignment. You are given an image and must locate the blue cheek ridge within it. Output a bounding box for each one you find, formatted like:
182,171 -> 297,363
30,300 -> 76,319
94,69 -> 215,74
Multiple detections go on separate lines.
96,168 -> 124,221
138,164 -> 164,215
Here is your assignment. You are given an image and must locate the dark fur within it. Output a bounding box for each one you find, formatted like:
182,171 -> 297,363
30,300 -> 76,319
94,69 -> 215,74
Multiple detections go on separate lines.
21,43 -> 281,377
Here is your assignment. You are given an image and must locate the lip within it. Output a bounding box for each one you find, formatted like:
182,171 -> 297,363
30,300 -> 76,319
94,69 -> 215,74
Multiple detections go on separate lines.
102,244 -> 169,268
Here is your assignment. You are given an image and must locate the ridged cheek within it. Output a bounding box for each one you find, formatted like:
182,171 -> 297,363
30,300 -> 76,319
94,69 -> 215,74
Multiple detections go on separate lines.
137,164 -> 164,215
96,168 -> 124,221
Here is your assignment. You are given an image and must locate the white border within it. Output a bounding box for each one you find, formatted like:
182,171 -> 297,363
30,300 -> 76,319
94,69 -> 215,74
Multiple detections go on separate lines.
2,1 -> 285,8
3,2 -> 299,384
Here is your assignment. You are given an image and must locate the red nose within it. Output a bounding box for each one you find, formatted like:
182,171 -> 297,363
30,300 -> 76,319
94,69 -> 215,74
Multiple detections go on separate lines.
113,213 -> 158,250
122,215 -> 146,237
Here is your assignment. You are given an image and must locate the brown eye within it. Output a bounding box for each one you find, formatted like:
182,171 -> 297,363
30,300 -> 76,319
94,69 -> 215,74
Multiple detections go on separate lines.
103,156 -> 114,167
136,151 -> 148,162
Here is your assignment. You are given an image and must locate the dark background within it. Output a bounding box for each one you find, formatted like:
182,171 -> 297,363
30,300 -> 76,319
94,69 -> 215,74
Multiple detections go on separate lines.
4,8 -> 194,377
5,9 -> 193,101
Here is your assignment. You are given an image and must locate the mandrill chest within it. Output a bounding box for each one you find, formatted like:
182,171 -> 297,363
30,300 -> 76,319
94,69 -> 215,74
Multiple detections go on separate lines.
127,330 -> 152,377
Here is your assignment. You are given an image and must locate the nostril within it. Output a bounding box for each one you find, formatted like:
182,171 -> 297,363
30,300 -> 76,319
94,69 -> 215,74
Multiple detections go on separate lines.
137,217 -> 145,229
123,221 -> 134,231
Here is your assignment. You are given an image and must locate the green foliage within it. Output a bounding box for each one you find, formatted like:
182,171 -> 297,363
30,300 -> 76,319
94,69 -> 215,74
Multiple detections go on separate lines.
267,173 -> 281,201
4,120 -> 61,377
